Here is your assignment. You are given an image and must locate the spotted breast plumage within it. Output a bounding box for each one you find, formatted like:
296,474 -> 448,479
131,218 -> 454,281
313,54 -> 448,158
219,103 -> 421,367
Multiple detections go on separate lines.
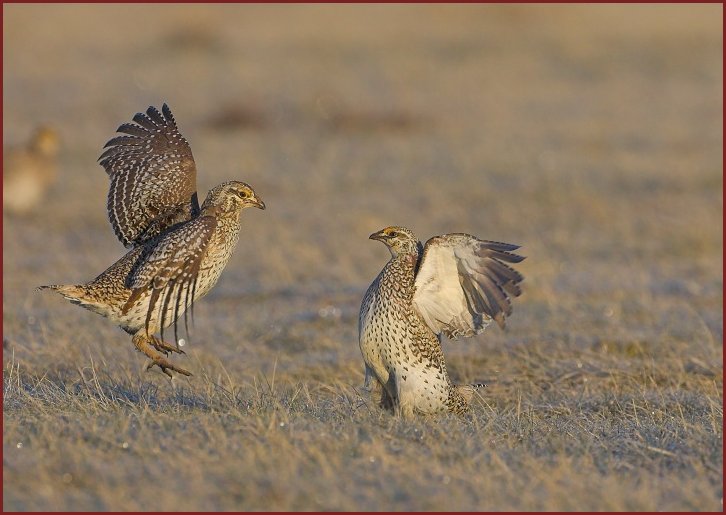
359,226 -> 525,417
39,104 -> 265,377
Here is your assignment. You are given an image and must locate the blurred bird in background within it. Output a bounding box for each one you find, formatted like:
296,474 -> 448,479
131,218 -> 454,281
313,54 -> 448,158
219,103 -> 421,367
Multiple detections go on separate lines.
3,126 -> 60,215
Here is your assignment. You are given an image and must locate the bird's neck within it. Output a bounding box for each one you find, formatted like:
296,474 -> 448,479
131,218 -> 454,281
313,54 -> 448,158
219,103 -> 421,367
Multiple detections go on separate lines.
390,244 -> 421,270
199,205 -> 244,247
200,203 -> 219,217
383,251 -> 419,295
396,251 -> 419,270
201,203 -> 242,220
204,212 -> 243,271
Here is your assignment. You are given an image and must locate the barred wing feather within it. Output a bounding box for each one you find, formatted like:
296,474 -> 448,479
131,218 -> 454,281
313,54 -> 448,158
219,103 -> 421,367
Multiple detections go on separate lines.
412,234 -> 524,339
123,216 -> 216,340
99,104 -> 200,247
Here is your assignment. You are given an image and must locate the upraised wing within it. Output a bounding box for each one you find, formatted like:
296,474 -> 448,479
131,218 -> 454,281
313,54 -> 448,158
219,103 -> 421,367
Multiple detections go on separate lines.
123,216 -> 216,340
99,104 -> 200,247
412,234 -> 524,339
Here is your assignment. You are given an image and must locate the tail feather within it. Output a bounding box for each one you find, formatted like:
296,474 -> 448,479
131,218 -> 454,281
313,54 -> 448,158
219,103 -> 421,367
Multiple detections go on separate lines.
455,383 -> 487,403
38,283 -> 119,324
38,283 -> 94,307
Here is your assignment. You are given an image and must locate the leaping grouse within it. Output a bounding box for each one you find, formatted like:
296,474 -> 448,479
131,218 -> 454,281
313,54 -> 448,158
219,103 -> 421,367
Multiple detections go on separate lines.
40,104 -> 265,377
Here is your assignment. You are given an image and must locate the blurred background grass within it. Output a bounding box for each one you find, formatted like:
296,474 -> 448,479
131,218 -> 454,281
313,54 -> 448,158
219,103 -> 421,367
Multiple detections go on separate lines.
3,3 -> 723,511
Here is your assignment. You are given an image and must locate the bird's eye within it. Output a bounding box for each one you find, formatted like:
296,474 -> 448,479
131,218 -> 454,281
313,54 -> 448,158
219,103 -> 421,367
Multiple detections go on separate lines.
238,190 -> 250,199
388,231 -> 398,237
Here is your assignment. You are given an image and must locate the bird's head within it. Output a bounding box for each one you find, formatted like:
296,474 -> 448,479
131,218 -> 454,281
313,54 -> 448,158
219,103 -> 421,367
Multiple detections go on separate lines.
203,181 -> 265,214
369,225 -> 419,257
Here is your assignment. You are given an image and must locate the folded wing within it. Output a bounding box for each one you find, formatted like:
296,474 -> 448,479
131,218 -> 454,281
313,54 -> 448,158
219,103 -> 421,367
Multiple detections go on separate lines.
99,104 -> 200,247
123,216 -> 216,340
412,234 -> 524,339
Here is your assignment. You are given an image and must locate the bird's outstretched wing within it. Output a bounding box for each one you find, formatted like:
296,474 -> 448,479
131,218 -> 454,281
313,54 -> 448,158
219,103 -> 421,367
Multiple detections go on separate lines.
123,216 -> 216,341
99,104 -> 200,247
412,234 -> 524,339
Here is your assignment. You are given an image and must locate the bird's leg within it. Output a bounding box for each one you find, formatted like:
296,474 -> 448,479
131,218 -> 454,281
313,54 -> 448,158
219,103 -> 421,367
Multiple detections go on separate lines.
132,333 -> 192,378
393,384 -> 415,419
150,335 -> 185,356
388,371 -> 416,419
395,400 -> 415,420
363,364 -> 375,391
380,386 -> 395,411
381,374 -> 397,412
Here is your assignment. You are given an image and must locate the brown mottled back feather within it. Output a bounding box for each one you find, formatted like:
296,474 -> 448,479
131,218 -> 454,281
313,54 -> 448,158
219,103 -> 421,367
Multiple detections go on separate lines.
123,215 -> 216,338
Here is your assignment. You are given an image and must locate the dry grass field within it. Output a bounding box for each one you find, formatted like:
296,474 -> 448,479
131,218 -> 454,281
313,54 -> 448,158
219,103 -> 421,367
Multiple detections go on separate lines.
3,4 -> 723,511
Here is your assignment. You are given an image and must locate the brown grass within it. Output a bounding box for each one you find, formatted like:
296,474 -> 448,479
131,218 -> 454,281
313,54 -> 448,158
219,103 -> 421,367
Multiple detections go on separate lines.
3,4 -> 723,511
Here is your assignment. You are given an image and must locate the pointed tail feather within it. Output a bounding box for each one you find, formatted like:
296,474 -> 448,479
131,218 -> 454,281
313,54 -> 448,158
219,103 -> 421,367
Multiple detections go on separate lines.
38,284 -> 97,309
37,283 -> 80,298
455,383 -> 487,403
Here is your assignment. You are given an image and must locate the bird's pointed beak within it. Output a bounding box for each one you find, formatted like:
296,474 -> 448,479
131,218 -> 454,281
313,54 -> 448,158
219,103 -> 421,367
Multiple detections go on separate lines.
369,229 -> 386,242
253,198 -> 266,210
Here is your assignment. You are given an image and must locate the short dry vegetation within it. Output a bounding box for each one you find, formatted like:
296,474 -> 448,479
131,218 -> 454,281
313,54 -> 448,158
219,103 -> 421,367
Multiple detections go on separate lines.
3,4 -> 723,511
